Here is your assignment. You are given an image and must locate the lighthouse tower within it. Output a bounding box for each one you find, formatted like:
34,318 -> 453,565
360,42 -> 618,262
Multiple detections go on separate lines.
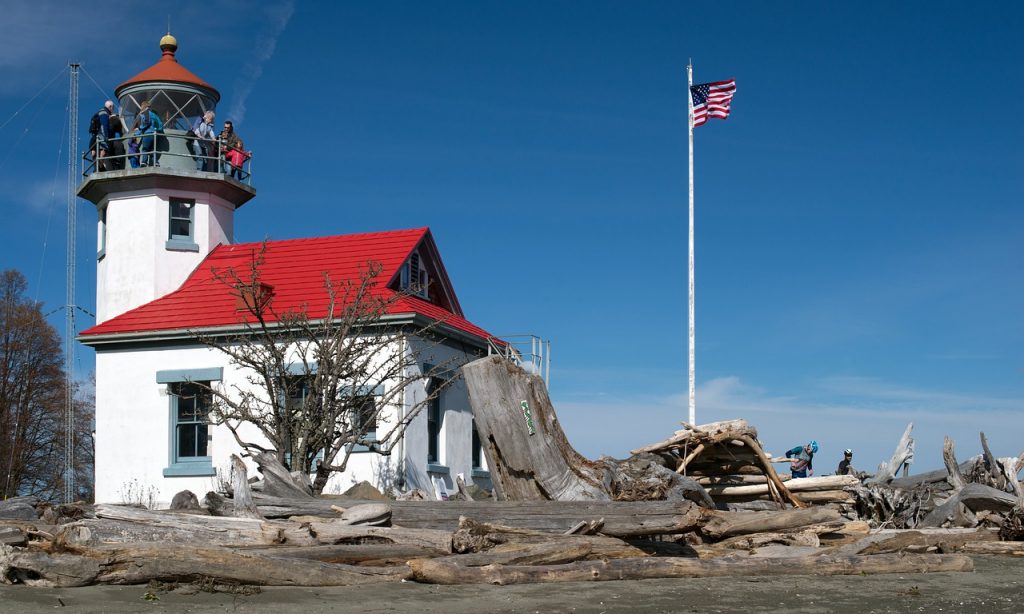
78,34 -> 255,324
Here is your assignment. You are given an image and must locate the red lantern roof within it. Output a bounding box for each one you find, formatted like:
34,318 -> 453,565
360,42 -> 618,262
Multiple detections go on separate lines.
115,34 -> 220,100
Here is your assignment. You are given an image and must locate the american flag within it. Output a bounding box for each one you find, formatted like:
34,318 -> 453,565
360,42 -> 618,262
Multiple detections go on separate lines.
690,79 -> 736,127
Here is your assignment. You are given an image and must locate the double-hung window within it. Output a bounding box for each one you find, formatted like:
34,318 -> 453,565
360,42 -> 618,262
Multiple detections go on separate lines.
173,382 -> 210,459
426,378 -> 444,468
347,385 -> 383,453
166,197 -> 199,252
157,367 -> 221,477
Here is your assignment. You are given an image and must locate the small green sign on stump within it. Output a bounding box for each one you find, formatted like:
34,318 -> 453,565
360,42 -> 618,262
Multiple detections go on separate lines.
520,400 -> 536,436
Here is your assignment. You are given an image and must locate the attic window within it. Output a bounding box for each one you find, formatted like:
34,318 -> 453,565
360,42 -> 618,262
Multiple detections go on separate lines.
235,282 -> 274,312
401,253 -> 429,299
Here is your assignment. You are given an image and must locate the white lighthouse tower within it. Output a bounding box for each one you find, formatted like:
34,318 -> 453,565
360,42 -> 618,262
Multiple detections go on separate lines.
78,34 -> 255,324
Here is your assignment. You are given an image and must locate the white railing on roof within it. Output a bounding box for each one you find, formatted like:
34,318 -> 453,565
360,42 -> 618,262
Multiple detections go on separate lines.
487,334 -> 551,385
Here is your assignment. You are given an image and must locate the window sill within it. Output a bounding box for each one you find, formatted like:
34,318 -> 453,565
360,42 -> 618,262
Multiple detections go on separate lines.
163,462 -> 216,477
471,469 -> 490,479
165,239 -> 199,252
426,463 -> 450,476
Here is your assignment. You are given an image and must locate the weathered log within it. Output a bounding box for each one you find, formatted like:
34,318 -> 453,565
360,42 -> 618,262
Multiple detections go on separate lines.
886,459 -> 978,490
735,435 -> 806,508
440,542 -> 594,567
705,475 -> 859,497
712,529 -> 820,551
407,552 -> 973,585
0,526 -> 27,547
70,504 -> 315,546
700,507 -> 841,540
462,356 -> 607,501
231,454 -> 263,519
451,517 -> 646,559
252,451 -> 314,499
0,543 -> 409,587
838,528 -> 1000,556
697,475 -> 791,485
306,519 -> 453,552
979,432 -> 1006,490
999,455 -> 1023,499
337,503 -> 392,526
866,423 -> 914,484
631,419 -> 756,455
233,543 -> 447,564
960,541 -> 1024,556
0,497 -> 38,521
259,498 -> 708,537
604,454 -> 715,506
943,436 -> 966,491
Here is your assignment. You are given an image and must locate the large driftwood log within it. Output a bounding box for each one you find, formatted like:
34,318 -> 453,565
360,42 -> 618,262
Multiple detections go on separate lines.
440,542 -> 595,567
700,507 -> 841,540
943,437 -> 966,490
705,475 -> 859,497
866,423 -> 914,484
0,497 -> 39,521
252,451 -> 314,499
452,517 -> 646,559
407,552 -> 973,585
230,454 -> 263,519
887,459 -> 979,490
979,432 -> 1006,490
258,498 -> 708,537
305,520 -> 453,552
631,419 -> 754,455
0,543 -> 408,588
697,475 -> 792,485
463,356 -> 607,501
60,502 -> 321,547
233,543 -> 448,564
836,528 -> 1000,556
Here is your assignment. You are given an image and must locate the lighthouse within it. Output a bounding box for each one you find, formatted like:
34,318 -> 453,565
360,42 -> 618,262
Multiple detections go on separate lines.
77,34 -> 255,324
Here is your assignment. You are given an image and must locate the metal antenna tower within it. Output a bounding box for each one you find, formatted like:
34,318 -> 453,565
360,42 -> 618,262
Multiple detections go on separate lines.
64,62 -> 79,504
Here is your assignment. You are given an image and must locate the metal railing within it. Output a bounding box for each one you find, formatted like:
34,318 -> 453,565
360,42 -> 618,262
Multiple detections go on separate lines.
82,130 -> 253,185
487,334 -> 551,385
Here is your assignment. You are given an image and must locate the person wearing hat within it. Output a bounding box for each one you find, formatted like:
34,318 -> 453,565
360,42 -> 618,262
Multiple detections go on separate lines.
785,440 -> 818,478
837,449 -> 854,475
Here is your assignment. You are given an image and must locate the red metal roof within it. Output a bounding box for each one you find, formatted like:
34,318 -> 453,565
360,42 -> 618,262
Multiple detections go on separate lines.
116,43 -> 219,98
79,228 -> 496,343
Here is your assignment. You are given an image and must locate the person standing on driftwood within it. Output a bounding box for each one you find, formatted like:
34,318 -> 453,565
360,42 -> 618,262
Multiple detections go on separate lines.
837,449 -> 854,475
785,440 -> 817,478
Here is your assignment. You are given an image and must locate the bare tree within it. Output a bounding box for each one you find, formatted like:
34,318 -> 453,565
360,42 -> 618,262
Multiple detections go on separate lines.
193,246 -> 457,495
0,269 -> 94,501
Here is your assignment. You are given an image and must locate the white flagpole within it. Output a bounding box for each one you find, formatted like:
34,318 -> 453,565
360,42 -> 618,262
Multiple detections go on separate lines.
687,63 -> 696,426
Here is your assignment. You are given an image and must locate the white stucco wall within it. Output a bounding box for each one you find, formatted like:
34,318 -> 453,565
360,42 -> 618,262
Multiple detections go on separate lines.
96,188 -> 234,323
93,335 -> 490,506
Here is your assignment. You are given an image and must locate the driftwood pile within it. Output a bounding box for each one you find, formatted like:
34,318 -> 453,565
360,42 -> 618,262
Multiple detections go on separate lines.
0,484 -> 983,588
2,355 -> 1022,588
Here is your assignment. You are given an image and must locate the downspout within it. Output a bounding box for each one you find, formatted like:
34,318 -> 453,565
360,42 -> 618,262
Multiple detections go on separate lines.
395,334 -> 406,490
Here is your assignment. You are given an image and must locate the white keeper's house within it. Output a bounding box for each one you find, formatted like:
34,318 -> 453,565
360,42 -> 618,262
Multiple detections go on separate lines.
77,35 -> 497,505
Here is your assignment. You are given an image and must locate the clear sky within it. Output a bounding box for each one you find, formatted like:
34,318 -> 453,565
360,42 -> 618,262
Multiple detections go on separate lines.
2,1 -> 1021,475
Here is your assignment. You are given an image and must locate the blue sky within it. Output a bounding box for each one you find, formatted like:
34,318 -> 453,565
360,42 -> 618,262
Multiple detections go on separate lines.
2,1 -> 1021,474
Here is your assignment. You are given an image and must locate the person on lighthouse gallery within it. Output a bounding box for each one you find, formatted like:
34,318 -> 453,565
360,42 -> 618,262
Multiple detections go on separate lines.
137,100 -> 164,167
191,110 -> 217,171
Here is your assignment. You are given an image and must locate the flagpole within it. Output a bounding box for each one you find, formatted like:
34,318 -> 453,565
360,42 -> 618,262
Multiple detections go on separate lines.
687,63 -> 696,426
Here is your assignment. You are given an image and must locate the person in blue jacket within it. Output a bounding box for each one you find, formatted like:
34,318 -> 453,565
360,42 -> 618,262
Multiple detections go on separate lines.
785,440 -> 817,478
136,100 -> 163,167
